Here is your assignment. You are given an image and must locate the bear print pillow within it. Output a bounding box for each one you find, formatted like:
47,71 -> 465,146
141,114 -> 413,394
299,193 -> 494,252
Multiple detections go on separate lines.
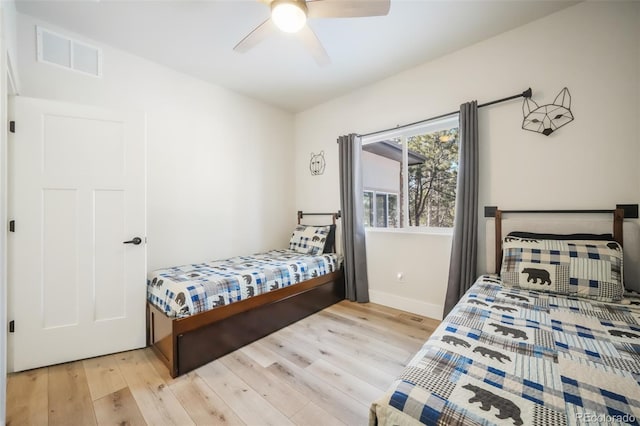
500,236 -> 624,302
289,225 -> 330,255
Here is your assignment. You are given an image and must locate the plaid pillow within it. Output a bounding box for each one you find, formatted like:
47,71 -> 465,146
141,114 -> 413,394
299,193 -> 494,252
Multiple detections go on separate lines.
289,225 -> 330,255
500,237 -> 624,302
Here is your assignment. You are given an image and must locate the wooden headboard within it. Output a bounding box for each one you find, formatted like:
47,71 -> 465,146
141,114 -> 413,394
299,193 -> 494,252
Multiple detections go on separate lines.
297,210 -> 342,253
487,205 -> 638,273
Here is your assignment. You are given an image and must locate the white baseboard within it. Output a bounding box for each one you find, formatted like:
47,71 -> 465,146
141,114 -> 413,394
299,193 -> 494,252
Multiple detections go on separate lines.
368,289 -> 443,321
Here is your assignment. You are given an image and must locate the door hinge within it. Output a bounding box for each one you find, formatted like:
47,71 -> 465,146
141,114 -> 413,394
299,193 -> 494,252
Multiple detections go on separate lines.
9,121 -> 15,133
9,320 -> 14,333
9,220 -> 15,232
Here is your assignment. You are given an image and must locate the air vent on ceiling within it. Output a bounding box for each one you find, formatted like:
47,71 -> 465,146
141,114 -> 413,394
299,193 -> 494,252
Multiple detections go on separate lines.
36,26 -> 102,77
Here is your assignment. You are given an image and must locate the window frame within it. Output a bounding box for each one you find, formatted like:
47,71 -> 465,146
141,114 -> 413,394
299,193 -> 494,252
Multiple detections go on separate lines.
363,190 -> 399,229
361,116 -> 459,231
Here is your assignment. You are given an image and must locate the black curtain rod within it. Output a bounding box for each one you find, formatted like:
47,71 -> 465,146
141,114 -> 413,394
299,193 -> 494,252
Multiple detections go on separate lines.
356,88 -> 532,139
484,204 -> 639,219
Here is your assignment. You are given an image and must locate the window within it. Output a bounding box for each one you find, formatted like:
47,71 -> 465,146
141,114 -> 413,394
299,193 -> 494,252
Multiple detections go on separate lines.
362,117 -> 459,229
364,191 -> 398,228
363,191 -> 373,227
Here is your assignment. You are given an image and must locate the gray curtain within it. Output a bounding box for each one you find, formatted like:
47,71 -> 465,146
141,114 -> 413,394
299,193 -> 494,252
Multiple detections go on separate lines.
443,101 -> 479,317
338,134 -> 369,302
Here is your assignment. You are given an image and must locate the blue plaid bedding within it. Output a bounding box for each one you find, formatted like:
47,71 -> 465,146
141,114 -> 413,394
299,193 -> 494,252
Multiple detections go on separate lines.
370,275 -> 640,426
147,249 -> 341,318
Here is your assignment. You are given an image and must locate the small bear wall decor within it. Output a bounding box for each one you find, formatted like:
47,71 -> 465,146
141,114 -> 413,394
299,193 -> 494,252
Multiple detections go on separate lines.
522,87 -> 574,136
310,151 -> 326,176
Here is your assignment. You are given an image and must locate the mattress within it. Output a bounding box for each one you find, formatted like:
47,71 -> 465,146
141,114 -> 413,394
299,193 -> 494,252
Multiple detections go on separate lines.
370,275 -> 640,426
147,249 -> 341,318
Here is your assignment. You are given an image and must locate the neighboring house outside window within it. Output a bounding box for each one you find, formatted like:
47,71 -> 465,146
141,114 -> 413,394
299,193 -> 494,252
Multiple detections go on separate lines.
362,117 -> 459,229
362,146 -> 400,228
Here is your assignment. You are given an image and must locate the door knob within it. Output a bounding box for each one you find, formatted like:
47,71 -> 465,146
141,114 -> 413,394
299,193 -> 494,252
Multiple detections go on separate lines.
123,237 -> 142,245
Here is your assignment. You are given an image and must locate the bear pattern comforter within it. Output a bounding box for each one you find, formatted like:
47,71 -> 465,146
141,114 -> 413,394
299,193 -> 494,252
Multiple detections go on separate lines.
148,249 -> 340,318
370,275 -> 640,426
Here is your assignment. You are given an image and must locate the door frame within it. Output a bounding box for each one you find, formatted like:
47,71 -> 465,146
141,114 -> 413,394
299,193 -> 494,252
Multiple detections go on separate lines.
1,19 -> 20,422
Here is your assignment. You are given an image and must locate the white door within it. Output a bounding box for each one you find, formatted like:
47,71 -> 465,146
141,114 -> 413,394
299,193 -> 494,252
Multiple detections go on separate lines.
7,96 -> 146,372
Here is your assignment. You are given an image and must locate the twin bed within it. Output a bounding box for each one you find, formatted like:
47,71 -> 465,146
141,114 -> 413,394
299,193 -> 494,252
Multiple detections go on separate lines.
146,211 -> 345,378
371,206 -> 640,425
147,205 -> 640,425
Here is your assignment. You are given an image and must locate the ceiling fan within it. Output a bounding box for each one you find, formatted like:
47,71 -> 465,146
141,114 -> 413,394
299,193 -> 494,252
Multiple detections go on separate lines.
233,0 -> 391,66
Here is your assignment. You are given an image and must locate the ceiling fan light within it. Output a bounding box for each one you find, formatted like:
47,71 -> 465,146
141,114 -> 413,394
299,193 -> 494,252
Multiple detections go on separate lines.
272,1 -> 307,33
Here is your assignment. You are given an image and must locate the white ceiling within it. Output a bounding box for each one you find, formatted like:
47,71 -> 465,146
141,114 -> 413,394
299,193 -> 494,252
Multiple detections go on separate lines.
15,0 -> 577,112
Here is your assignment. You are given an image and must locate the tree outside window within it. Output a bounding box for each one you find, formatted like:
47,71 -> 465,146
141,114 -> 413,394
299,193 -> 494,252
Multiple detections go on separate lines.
407,128 -> 459,227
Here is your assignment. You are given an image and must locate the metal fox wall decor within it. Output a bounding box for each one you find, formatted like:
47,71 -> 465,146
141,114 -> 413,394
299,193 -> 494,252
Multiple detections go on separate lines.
522,87 -> 574,136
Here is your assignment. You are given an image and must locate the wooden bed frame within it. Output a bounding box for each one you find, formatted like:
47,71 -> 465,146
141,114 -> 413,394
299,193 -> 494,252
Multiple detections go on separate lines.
147,211 -> 345,378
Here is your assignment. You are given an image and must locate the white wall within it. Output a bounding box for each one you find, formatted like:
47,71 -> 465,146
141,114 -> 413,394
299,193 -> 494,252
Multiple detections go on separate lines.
16,13 -> 295,271
366,229 -> 451,319
294,2 -> 640,319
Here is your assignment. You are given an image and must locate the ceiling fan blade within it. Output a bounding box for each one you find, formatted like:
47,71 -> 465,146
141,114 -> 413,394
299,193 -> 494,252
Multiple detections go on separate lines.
233,18 -> 277,53
306,0 -> 390,18
298,25 -> 331,66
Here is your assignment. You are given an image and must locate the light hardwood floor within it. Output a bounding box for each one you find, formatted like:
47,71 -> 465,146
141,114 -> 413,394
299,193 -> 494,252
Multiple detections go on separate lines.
6,300 -> 440,425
